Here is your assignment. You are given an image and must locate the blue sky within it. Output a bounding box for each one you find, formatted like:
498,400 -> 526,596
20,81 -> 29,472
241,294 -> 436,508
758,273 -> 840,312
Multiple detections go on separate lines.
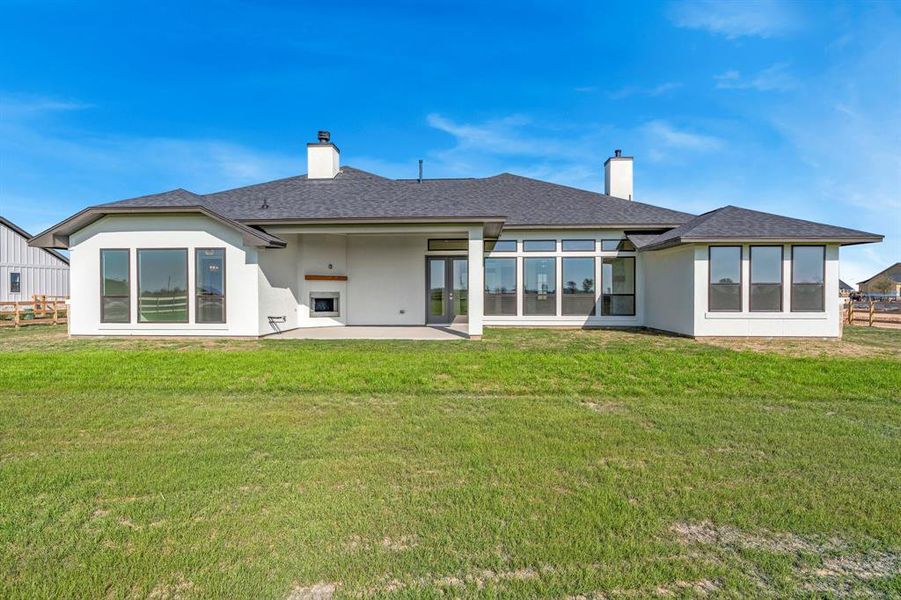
1,0 -> 898,284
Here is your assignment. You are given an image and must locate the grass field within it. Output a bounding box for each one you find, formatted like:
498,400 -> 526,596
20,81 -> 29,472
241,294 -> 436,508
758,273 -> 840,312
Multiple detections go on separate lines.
0,326 -> 899,599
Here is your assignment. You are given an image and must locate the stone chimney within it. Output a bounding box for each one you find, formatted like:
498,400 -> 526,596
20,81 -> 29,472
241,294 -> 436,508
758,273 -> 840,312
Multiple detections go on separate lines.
604,149 -> 633,200
307,130 -> 340,179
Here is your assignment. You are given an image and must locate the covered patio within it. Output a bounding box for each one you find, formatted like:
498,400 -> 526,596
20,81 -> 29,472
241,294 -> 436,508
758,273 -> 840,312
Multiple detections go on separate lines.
265,324 -> 470,340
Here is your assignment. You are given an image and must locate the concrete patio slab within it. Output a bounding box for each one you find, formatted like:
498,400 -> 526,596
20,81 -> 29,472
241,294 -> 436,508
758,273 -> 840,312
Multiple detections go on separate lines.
266,325 -> 470,340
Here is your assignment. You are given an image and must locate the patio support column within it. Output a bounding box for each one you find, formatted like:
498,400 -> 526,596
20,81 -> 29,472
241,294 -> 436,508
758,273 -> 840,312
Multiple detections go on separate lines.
467,225 -> 484,339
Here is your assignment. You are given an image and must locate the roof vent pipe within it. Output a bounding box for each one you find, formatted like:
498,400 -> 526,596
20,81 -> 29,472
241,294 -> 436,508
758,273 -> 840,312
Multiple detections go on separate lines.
418,159 -> 423,183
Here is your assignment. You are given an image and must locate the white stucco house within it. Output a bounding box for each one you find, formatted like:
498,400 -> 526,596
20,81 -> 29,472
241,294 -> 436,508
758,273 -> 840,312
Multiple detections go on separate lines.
29,132 -> 882,338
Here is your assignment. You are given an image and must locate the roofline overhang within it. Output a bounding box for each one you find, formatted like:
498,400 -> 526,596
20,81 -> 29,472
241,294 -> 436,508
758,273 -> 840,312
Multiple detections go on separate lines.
28,205 -> 286,249
241,216 -> 506,238
501,223 -> 686,230
641,235 -> 884,252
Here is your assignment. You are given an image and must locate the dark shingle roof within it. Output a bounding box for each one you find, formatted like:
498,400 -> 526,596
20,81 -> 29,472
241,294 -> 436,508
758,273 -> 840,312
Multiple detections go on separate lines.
857,262 -> 901,285
101,166 -> 694,227
639,205 -> 882,251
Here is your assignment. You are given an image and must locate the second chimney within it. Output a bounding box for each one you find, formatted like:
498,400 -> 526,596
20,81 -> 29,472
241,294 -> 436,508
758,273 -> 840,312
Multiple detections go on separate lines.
307,130 -> 340,179
604,149 -> 633,200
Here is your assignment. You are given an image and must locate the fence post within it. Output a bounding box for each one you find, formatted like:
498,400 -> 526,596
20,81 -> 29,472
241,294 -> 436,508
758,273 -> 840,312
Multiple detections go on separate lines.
869,301 -> 875,327
14,302 -> 20,328
52,301 -> 59,325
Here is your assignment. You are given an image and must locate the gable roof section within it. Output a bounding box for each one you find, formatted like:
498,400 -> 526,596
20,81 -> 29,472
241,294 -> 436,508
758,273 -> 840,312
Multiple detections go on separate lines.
28,193 -> 286,249
0,216 -> 70,264
839,279 -> 854,291
639,205 -> 882,251
857,262 -> 901,285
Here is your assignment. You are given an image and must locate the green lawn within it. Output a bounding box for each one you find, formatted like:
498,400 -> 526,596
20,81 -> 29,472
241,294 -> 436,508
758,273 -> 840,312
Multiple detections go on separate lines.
0,326 -> 899,599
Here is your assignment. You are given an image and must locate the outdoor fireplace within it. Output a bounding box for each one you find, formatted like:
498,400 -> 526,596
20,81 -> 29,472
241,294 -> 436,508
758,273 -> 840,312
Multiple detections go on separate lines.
309,291 -> 340,317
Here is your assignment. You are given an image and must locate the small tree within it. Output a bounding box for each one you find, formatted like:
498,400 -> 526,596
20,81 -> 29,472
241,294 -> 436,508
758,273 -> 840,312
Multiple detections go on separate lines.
869,275 -> 895,295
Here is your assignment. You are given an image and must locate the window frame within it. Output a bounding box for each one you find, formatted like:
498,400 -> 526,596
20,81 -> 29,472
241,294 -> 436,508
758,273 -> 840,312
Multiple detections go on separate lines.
561,239 -> 596,252
483,257 -> 517,316
749,245 -> 783,312
601,256 -> 636,316
136,248 -> 190,324
195,247 -> 227,324
708,245 -> 743,313
561,256 -> 597,316
601,239 -> 637,252
484,239 -> 517,253
522,256 -> 558,316
790,245 -> 826,313
427,238 -> 467,251
522,239 -> 557,252
100,248 -> 131,323
9,272 -> 21,294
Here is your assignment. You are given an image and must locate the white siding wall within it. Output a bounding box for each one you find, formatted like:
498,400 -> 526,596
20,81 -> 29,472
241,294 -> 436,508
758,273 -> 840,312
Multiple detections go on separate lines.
643,245 -> 695,336
69,214 -> 261,336
692,243 -> 841,337
257,237 -> 301,335
1,220 -> 69,301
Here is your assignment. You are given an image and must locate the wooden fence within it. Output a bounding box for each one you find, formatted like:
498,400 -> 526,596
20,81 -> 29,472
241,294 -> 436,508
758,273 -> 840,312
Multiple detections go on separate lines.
0,295 -> 68,328
845,301 -> 901,329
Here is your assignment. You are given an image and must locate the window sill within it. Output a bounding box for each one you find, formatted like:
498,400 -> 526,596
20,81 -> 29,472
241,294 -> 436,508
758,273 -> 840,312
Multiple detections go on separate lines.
704,312 -> 826,320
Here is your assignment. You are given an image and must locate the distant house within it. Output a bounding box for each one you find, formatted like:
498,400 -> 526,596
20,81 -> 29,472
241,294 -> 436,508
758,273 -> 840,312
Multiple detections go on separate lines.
1,216 -> 70,301
839,280 -> 853,297
858,263 -> 901,297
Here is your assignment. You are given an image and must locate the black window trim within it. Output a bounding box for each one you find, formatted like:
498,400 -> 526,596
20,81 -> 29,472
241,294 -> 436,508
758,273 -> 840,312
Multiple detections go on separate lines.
136,247 -> 190,324
561,239 -> 596,252
749,245 -> 784,313
522,239 -> 557,252
100,248 -> 131,323
601,255 -> 636,317
790,244 -> 826,313
195,247 -> 227,324
708,245 -> 743,313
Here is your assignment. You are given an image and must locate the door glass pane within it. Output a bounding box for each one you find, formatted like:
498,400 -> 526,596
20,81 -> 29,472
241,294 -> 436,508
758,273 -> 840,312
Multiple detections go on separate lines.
601,257 -> 635,315
562,257 -> 596,316
429,259 -> 445,317
428,239 -> 467,251
196,248 -> 225,323
138,249 -> 188,322
485,258 -> 516,316
523,258 -> 556,315
453,259 -> 468,316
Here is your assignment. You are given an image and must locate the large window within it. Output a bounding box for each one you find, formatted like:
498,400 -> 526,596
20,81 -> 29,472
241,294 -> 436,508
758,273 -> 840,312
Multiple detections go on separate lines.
484,258 -> 516,315
791,245 -> 825,312
100,249 -> 130,323
9,272 -> 21,294
562,257 -> 596,316
523,258 -> 556,315
137,249 -> 188,323
601,257 -> 635,315
709,246 -> 742,312
750,246 -> 783,312
196,248 -> 226,323
523,240 -> 556,252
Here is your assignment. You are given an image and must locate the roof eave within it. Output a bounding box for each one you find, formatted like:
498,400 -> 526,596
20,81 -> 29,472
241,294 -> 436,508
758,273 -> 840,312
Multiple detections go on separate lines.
641,235 -> 884,252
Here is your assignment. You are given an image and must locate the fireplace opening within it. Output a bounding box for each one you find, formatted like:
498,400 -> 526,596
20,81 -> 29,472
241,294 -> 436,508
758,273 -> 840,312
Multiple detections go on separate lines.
310,292 -> 340,317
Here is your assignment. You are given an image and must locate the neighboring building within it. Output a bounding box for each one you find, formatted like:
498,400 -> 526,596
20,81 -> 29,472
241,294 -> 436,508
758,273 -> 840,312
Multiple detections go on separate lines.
1,216 -> 69,302
857,263 -> 901,297
839,280 -> 854,296
30,132 -> 883,338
